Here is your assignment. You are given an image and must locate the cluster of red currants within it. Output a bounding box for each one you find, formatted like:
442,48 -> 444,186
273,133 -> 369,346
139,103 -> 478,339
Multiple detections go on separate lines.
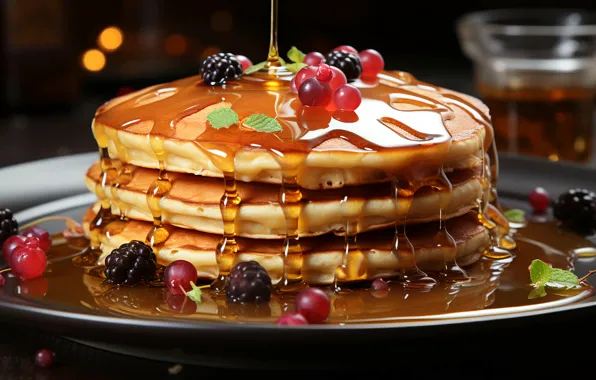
2,226 -> 50,280
292,45 -> 384,111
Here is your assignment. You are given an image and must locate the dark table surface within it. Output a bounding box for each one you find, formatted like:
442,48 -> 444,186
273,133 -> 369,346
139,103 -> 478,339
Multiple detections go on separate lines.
1,71 -> 596,379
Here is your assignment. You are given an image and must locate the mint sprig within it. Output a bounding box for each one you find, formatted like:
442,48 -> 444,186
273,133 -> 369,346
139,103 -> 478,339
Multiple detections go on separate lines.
287,46 -> 305,64
206,107 -> 239,129
205,108 -> 282,133
528,259 -> 584,299
243,46 -> 307,75
243,114 -> 283,133
185,282 -> 203,304
504,209 -> 525,223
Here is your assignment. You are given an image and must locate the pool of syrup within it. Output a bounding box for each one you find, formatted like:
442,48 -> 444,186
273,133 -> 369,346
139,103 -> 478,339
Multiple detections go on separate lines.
3,211 -> 594,325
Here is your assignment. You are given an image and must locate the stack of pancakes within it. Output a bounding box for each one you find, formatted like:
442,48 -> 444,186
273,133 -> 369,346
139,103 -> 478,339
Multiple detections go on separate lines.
82,70 -> 495,286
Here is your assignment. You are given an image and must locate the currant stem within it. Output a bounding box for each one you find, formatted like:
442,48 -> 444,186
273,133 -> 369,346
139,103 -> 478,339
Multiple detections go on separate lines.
578,270 -> 596,284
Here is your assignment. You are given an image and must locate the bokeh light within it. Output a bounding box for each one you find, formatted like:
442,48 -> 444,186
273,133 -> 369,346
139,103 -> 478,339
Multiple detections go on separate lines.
210,11 -> 233,32
81,49 -> 106,72
165,34 -> 188,56
200,46 -> 222,61
98,26 -> 124,52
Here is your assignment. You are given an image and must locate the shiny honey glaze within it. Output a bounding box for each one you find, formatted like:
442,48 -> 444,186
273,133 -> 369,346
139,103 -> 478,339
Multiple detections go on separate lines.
89,63 -> 501,289
4,217 -> 594,324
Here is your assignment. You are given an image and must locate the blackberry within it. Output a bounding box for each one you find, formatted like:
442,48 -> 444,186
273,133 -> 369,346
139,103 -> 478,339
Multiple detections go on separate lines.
0,208 -> 18,246
104,240 -> 157,285
200,52 -> 243,85
325,50 -> 362,80
225,261 -> 272,304
553,188 -> 596,233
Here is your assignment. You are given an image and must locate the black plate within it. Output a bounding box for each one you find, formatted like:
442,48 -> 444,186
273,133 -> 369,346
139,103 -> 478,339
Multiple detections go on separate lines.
0,152 -> 595,369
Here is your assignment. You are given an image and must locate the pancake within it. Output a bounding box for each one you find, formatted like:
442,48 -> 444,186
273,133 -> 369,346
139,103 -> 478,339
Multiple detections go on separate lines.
85,161 -> 485,239
93,71 -> 492,189
82,206 -> 490,285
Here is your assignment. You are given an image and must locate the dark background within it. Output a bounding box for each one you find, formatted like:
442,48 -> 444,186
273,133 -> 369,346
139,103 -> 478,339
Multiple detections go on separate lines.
1,0 -> 596,167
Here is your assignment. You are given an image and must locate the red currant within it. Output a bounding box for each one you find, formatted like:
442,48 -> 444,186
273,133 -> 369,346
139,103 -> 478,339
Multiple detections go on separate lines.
235,55 -> 253,71
275,313 -> 308,325
35,349 -> 55,368
371,278 -> 389,291
295,288 -> 331,324
290,77 -> 298,93
21,226 -> 51,253
359,49 -> 384,78
329,66 -> 347,91
529,187 -> 550,213
333,45 -> 358,55
2,234 -> 26,263
315,63 -> 333,83
164,260 -> 198,295
299,78 -> 332,107
333,84 -> 362,111
10,237 -> 47,280
294,66 -> 318,89
304,51 -> 325,66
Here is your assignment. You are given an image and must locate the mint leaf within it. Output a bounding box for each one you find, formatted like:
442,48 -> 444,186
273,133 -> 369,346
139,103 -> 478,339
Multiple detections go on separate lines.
185,282 -> 202,304
206,107 -> 239,129
244,61 -> 266,75
504,208 -> 525,223
528,285 -> 547,299
529,259 -> 551,285
546,268 -> 580,289
285,62 -> 308,73
243,114 -> 282,133
287,46 -> 305,63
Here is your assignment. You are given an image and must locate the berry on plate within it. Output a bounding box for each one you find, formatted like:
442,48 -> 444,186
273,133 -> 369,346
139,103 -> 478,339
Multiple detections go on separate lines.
359,49 -> 384,78
164,260 -> 198,295
299,78 -> 332,107
225,260 -> 272,303
21,225 -> 51,253
200,52 -> 243,85
3,235 -> 26,263
295,287 -> 331,324
304,51 -> 325,66
553,188 -> 596,233
35,349 -> 55,368
0,208 -> 18,246
10,237 -> 47,280
104,240 -> 157,285
528,187 -> 550,213
235,54 -> 253,71
333,84 -> 362,111
325,50 -> 362,81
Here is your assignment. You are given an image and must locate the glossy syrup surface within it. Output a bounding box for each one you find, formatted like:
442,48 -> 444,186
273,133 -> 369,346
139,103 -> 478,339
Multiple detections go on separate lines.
4,214 -> 594,325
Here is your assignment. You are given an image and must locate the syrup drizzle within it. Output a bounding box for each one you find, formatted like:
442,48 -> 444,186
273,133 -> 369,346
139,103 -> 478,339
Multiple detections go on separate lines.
390,179 -> 437,288
334,196 -> 367,291
145,136 -> 172,250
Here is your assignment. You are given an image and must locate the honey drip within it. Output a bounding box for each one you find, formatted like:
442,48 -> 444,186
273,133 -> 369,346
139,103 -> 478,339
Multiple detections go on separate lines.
112,165 -> 134,219
434,168 -> 470,282
390,179 -> 436,288
334,197 -> 367,291
193,141 -> 242,291
273,152 -> 306,292
145,136 -> 172,249
211,171 -> 241,292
